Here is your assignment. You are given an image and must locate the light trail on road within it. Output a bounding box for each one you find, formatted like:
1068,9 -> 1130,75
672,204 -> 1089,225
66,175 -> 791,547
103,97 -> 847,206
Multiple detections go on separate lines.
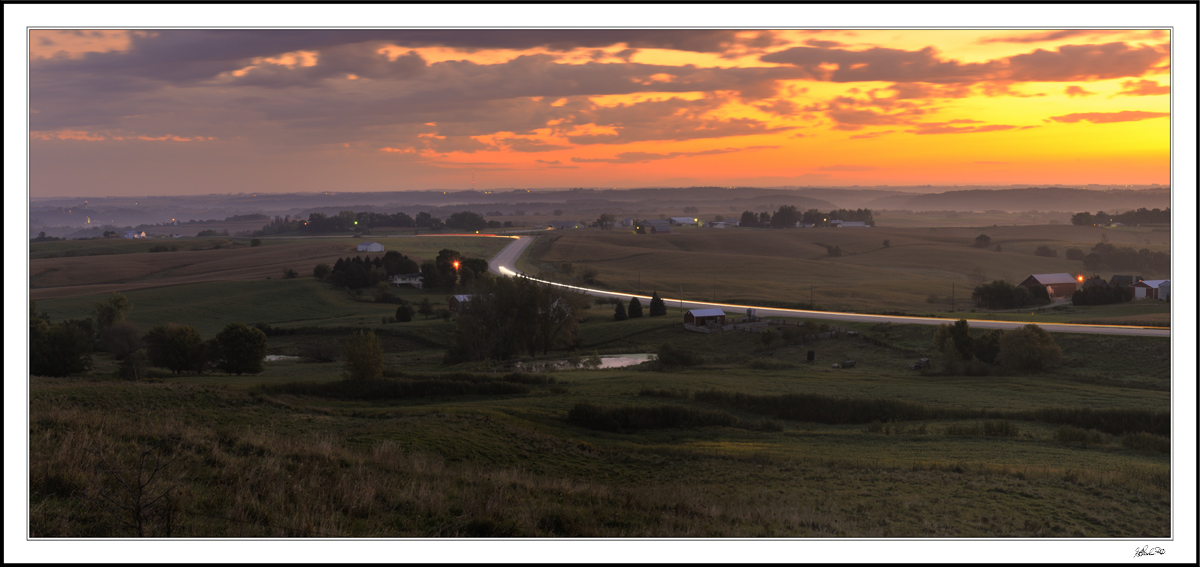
487,235 -> 1171,338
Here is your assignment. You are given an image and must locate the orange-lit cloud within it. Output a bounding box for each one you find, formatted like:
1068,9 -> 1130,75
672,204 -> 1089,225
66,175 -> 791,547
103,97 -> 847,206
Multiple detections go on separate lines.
1046,111 -> 1171,124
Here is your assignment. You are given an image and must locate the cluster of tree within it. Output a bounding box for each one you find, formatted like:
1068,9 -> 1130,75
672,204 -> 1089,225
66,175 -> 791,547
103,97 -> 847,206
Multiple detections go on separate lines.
31,231 -> 64,242
934,319 -> 1061,373
29,309 -> 94,377
325,251 -> 422,289
612,296 -> 646,321
1071,208 -> 1170,226
1072,278 -> 1134,306
141,322 -> 268,375
738,206 -> 874,228
1034,245 -> 1057,258
1083,242 -> 1169,274
444,211 -> 495,231
971,280 -> 1051,310
195,229 -> 230,237
445,276 -> 591,362
420,249 -> 489,291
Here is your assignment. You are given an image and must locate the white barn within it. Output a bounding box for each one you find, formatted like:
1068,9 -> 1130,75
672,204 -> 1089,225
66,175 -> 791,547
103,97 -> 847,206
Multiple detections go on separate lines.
356,241 -> 384,252
1132,279 -> 1170,300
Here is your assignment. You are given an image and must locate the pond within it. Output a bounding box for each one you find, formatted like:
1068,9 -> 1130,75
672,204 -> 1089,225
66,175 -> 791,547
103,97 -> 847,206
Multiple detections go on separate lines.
512,353 -> 655,372
264,354 -> 301,362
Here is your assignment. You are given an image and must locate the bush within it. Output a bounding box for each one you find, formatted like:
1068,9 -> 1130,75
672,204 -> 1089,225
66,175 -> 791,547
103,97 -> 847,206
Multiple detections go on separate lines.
211,322 -> 268,375
282,268 -> 299,279
652,342 -> 701,370
1034,245 -> 1057,258
313,263 -> 332,279
1065,247 -> 1085,261
997,324 -> 1061,373
973,234 -> 991,248
343,330 -> 383,380
395,304 -> 415,322
1121,432 -> 1170,454
302,338 -> 341,362
1054,425 -> 1112,446
250,239 -> 262,247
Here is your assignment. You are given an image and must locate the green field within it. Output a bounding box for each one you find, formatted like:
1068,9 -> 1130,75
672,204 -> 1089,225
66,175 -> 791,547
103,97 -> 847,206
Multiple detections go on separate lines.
29,295 -> 1171,537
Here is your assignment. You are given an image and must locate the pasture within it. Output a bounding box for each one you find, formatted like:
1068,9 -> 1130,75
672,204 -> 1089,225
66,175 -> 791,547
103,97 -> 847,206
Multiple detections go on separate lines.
524,225 -> 1170,317
28,235 -> 512,301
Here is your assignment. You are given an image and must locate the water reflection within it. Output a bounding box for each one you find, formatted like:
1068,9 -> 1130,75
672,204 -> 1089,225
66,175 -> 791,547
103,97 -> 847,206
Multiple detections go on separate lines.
513,353 -> 654,372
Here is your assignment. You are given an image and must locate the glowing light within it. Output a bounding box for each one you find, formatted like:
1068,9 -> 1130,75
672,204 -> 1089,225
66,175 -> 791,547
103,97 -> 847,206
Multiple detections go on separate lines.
1077,275 -> 1085,282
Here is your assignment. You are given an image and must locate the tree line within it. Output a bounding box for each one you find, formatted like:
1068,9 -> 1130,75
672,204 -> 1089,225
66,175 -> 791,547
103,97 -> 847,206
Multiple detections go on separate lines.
254,209 -> 517,236
738,206 -> 874,228
1071,208 -> 1170,226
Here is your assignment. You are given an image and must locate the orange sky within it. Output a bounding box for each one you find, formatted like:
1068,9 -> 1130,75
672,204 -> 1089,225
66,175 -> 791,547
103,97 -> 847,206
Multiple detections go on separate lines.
27,29 -> 1172,195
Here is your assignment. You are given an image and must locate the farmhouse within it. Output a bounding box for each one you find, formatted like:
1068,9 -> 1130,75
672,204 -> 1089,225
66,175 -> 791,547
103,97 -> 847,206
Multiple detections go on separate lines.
637,219 -> 671,234
1018,273 -> 1079,298
448,294 -> 476,313
621,217 -> 634,227
356,241 -> 384,252
548,221 -> 584,230
1132,279 -> 1170,300
684,308 -> 727,326
123,230 -> 146,239
390,272 -> 422,289
669,217 -> 700,226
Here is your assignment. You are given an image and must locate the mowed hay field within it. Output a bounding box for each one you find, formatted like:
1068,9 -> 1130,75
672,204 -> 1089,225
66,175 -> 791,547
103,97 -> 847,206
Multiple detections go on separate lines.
527,224 -> 1171,313
29,235 -> 512,301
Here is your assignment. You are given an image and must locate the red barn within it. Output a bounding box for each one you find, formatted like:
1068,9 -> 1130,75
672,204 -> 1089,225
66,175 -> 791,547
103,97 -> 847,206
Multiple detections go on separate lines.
684,308 -> 726,326
1018,273 -> 1079,298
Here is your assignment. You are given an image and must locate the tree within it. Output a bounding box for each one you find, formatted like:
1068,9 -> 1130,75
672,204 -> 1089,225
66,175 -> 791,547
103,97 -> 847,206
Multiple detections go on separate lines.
739,210 -> 759,227
758,211 -> 772,225
343,330 -> 383,380
1070,211 -> 1094,226
628,296 -> 644,318
101,321 -> 142,359
648,291 -> 667,317
143,323 -> 206,375
973,234 -> 991,248
1064,248 -> 1085,261
1034,245 -> 1057,258
313,263 -> 332,279
826,244 -> 842,257
30,318 -> 93,377
445,211 -> 489,231
382,251 -> 419,276
419,261 -> 442,291
250,239 -> 262,247
446,276 -> 589,361
997,324 -> 1061,372
211,322 -> 268,375
883,239 -> 890,248
1083,252 -> 1106,271
770,205 -> 799,228
418,298 -> 434,319
282,268 -> 299,279
614,301 -> 628,321
395,304 -> 415,322
597,213 -> 617,230
933,319 -> 974,361
93,293 -> 133,334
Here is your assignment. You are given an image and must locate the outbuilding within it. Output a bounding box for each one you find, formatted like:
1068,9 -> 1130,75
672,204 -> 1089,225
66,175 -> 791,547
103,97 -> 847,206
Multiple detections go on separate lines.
448,294 -> 476,313
357,241 -> 384,252
638,220 -> 671,234
1132,279 -> 1169,300
668,217 -> 699,226
548,221 -> 584,230
684,308 -> 727,326
1018,273 -> 1079,298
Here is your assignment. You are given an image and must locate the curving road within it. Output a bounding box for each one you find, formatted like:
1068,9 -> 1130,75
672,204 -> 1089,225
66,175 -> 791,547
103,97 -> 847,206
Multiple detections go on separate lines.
489,235 -> 1171,338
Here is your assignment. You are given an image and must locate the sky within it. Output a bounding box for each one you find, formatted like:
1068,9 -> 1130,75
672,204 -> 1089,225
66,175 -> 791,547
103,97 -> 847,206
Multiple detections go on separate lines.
26,27 -> 1175,197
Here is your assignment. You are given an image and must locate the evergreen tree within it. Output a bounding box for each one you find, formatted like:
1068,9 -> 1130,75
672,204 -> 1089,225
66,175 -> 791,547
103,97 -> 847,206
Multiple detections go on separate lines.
649,291 -> 667,317
614,301 -> 628,321
628,296 -> 644,318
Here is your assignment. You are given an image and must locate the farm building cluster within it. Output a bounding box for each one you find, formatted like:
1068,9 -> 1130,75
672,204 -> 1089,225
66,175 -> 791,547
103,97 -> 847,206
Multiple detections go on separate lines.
1019,273 -> 1170,301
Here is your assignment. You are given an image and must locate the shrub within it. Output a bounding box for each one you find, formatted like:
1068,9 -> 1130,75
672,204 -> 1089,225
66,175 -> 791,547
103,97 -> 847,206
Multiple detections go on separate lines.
313,263 -> 332,279
1121,432 -> 1170,454
1065,247 -> 1085,261
395,304 -> 415,322
343,330 -> 383,380
997,324 -> 1061,372
1054,425 -> 1112,445
282,268 -> 299,279
250,239 -> 262,247
652,342 -> 701,370
973,234 -> 991,248
302,338 -> 341,362
1034,245 -> 1057,258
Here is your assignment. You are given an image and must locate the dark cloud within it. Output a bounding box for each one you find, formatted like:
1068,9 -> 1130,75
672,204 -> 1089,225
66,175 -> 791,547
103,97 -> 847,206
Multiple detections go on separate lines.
761,41 -> 1165,85
848,130 -> 894,139
754,99 -> 800,116
1046,111 -> 1170,124
571,146 -> 776,164
804,39 -> 844,48
978,30 -> 1114,44
1006,42 -> 1165,82
1064,85 -> 1095,97
535,159 -> 562,164
1115,79 -> 1170,96
562,97 -> 791,144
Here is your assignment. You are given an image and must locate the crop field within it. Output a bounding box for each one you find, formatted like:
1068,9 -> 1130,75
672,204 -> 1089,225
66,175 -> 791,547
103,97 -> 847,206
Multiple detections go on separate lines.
523,225 -> 1170,318
28,235 -> 512,301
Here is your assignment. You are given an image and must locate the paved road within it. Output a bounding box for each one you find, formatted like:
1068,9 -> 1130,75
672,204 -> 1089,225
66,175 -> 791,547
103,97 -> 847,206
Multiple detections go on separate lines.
488,235 -> 1171,338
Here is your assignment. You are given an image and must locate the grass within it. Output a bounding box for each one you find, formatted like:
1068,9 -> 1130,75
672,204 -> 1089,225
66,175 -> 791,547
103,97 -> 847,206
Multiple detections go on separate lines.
525,226 -> 1170,317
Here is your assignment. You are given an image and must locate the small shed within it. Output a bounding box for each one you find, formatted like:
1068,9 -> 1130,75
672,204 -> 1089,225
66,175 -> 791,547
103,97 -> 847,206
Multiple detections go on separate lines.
357,241 -> 384,252
685,308 -> 727,326
448,294 -> 476,313
1132,279 -> 1169,300
1018,273 -> 1079,298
